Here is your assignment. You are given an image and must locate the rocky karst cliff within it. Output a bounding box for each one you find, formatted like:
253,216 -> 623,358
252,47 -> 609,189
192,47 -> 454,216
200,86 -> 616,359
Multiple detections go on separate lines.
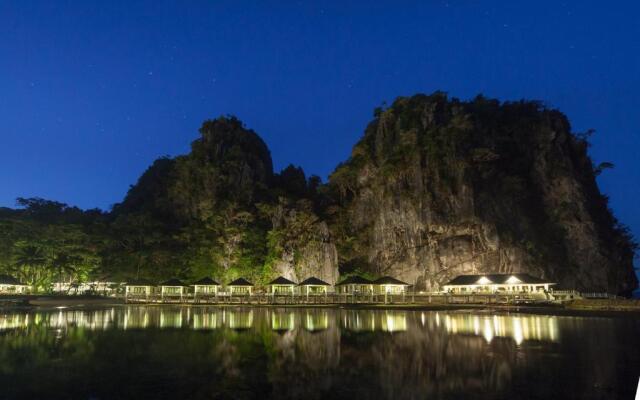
328,93 -> 637,294
111,116 -> 340,284
5,94 -> 634,294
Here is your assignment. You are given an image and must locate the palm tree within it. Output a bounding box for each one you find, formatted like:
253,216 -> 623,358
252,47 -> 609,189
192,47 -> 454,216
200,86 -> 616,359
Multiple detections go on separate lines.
51,252 -> 81,292
13,245 -> 48,291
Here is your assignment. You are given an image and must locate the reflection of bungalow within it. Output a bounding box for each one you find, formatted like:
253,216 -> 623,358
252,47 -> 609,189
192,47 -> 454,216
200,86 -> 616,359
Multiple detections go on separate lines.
124,278 -> 154,298
335,276 -> 374,294
441,313 -> 559,344
267,276 -> 297,295
303,310 -> 329,332
373,276 -> 410,294
342,310 -> 376,332
123,307 -> 150,329
159,308 -> 185,328
227,309 -> 254,330
381,311 -> 407,333
191,309 -> 222,330
271,311 -> 295,332
298,277 -> 331,297
0,275 -> 29,294
191,277 -> 220,298
227,278 -> 254,295
442,274 -> 555,294
159,279 -> 186,300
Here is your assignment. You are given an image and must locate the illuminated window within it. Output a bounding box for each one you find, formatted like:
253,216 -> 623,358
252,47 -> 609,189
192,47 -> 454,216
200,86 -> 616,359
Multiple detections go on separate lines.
476,276 -> 492,285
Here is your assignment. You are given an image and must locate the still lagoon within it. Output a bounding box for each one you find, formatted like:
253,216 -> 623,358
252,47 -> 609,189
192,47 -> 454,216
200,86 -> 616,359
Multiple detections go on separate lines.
0,306 -> 638,399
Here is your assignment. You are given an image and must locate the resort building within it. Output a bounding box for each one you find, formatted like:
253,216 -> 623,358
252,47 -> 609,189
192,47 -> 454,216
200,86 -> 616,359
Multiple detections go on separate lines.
191,277 -> 220,298
335,276 -> 374,295
298,277 -> 331,297
0,274 -> 29,294
159,279 -> 186,300
373,276 -> 410,295
442,273 -> 555,294
227,277 -> 254,296
266,276 -> 297,295
124,278 -> 154,299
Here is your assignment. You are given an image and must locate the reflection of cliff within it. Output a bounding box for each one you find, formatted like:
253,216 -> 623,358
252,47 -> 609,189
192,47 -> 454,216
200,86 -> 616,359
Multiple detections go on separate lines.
266,310 -> 341,400
337,314 -> 516,399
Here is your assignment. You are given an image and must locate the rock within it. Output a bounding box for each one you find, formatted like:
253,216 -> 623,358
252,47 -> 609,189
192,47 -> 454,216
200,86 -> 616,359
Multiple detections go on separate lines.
328,93 -> 637,294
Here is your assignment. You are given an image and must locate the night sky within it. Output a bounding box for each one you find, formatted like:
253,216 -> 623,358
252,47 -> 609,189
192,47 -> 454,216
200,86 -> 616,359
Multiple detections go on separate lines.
1,2 -> 639,261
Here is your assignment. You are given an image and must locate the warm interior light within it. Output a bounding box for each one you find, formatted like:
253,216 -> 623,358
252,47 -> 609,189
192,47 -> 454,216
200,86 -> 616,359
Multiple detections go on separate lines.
477,276 -> 491,285
506,275 -> 521,284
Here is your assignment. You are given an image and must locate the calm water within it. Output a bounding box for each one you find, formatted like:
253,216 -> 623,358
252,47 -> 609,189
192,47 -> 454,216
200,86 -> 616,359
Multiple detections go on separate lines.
0,306 -> 638,400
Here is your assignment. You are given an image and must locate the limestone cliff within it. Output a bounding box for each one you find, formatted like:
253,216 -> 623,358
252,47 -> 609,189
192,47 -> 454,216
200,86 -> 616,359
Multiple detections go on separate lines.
328,93 -> 637,294
266,200 -> 339,285
113,117 -> 340,284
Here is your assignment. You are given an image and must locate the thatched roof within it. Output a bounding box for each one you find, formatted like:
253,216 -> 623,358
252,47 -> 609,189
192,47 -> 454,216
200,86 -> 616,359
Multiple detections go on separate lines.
335,275 -> 372,286
268,276 -> 297,285
192,277 -> 220,286
227,277 -> 254,286
298,277 -> 331,286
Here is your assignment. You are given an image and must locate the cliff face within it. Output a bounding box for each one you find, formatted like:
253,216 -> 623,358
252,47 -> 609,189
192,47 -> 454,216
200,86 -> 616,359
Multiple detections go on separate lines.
92,97 -> 638,293
266,199 -> 339,285
329,94 -> 637,294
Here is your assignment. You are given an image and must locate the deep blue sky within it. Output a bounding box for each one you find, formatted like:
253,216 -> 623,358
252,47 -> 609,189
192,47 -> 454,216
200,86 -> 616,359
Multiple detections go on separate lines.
1,1 -> 639,255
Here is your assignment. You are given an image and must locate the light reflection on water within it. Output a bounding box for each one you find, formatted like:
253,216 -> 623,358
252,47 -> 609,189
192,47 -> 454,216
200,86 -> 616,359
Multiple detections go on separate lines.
0,306 -> 638,400
439,312 -> 559,344
0,307 -> 560,343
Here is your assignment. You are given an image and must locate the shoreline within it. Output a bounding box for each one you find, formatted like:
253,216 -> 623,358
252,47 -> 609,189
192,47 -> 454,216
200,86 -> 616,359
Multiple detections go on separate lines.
2,295 -> 639,318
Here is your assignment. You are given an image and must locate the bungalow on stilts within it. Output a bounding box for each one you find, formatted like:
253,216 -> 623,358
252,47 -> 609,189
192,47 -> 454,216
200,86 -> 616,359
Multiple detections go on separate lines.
373,276 -> 410,303
442,273 -> 555,294
191,277 -> 220,302
124,278 -> 154,301
159,279 -> 186,302
266,276 -> 297,297
227,278 -> 254,297
298,277 -> 330,301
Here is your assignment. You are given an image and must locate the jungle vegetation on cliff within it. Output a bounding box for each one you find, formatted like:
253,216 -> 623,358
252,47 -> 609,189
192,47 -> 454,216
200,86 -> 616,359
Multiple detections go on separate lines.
0,94 -> 636,294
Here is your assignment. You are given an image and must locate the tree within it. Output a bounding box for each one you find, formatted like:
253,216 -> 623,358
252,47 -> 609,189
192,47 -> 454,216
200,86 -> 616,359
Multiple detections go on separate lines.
13,244 -> 49,290
594,162 -> 614,176
50,252 -> 82,286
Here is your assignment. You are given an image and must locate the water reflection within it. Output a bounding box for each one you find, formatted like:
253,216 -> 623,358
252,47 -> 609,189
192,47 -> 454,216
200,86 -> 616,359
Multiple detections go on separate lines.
0,307 -> 561,343
0,306 -> 637,399
440,312 -> 559,344
191,308 -> 222,330
341,310 -> 408,332
271,310 -> 295,332
225,308 -> 253,330
303,310 -> 329,332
